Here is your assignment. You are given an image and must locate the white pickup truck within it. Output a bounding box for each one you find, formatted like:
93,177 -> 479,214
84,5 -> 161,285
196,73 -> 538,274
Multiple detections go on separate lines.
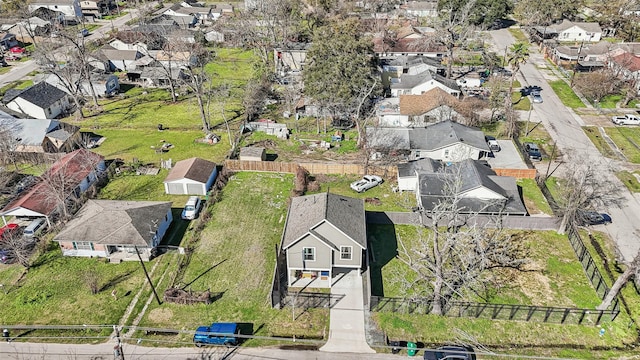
612,114 -> 640,125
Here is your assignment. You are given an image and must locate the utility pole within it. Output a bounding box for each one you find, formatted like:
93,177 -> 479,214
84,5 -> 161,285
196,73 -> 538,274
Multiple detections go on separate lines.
113,325 -> 124,360
135,246 -> 162,305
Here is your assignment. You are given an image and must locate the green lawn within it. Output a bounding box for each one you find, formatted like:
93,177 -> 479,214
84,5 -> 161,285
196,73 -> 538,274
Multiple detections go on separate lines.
518,178 -> 553,215
88,128 -> 231,164
604,127 -> 640,163
0,245 -> 148,326
369,226 -> 600,307
549,80 -> 585,109
598,95 -> 639,109
512,92 -> 531,110
615,171 -> 640,192
370,226 -> 638,358
507,28 -> 529,43
582,126 -> 618,159
136,172 -> 330,344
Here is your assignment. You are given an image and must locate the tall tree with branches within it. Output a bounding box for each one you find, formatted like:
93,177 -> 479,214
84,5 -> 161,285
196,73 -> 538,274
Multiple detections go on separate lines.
303,17 -> 380,144
395,162 -> 529,315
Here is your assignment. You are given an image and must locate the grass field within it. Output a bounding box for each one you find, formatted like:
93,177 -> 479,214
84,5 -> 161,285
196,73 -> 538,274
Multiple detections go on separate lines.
549,80 -> 585,109
518,178 -> 553,215
0,244 -> 147,326
598,94 -> 638,109
136,172 -> 330,344
370,226 -> 638,358
582,126 -> 618,159
507,28 -> 529,43
615,171 -> 640,192
512,92 -> 531,111
604,127 -> 640,163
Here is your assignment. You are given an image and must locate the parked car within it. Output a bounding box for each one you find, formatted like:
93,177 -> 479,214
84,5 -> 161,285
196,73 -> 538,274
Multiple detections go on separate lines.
9,46 -> 25,55
523,142 -> 542,161
23,218 -> 46,238
611,114 -> 640,125
424,345 -> 476,360
350,175 -> 383,192
193,322 -> 239,347
579,211 -> 612,226
531,90 -> 543,103
485,135 -> 500,152
181,196 -> 201,220
0,224 -> 19,240
79,28 -> 90,37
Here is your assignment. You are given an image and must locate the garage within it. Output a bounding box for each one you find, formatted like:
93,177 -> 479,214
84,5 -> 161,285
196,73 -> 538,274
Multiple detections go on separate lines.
163,158 -> 218,195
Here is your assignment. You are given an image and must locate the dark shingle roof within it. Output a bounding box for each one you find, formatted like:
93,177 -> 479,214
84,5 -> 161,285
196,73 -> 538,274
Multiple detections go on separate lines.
397,158 -> 441,177
14,82 -> 67,109
53,200 -> 173,246
282,193 -> 366,250
411,120 -> 489,151
416,159 -> 527,215
391,70 -> 460,92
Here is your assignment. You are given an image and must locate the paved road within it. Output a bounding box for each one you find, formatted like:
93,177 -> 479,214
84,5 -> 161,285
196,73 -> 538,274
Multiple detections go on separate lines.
0,8 -> 140,89
489,29 -> 640,262
0,341 -> 403,360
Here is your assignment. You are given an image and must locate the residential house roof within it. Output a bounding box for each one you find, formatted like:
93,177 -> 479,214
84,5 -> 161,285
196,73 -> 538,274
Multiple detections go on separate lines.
10,82 -> 68,109
164,157 -> 216,183
282,192 -> 366,250
239,146 -> 265,158
399,87 -> 461,116
612,53 -> 640,72
391,70 -> 460,93
367,120 -> 489,152
552,19 -> 602,34
100,48 -> 142,61
397,157 -> 440,177
0,32 -> 16,42
139,66 -> 182,80
416,158 -> 527,214
53,200 -> 172,246
0,116 -> 78,148
388,55 -> 444,70
0,149 -> 104,217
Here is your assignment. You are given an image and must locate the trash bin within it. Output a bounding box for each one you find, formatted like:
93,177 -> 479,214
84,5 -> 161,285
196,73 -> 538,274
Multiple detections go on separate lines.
407,341 -> 417,357
390,340 -> 401,354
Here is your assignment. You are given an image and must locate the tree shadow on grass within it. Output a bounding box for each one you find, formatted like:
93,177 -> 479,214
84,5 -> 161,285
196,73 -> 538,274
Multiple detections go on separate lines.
367,221 -> 399,297
98,270 -> 135,293
181,259 -> 227,290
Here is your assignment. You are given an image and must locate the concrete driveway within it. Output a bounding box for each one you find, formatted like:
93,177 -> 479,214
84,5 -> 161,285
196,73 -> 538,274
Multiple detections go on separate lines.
320,270 -> 375,354
486,139 -> 528,169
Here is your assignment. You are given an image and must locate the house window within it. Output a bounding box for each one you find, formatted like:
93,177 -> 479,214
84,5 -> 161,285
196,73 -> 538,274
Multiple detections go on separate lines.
340,246 -> 352,260
72,241 -> 94,251
444,149 -> 450,157
303,247 -> 315,261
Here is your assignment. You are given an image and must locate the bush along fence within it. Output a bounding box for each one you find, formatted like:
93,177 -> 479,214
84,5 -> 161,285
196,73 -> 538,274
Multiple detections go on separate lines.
369,297 -> 618,326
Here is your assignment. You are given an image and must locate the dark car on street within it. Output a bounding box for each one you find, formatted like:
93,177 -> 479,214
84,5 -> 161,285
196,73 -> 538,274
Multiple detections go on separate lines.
424,345 -> 476,360
523,142 -> 542,161
579,211 -> 612,226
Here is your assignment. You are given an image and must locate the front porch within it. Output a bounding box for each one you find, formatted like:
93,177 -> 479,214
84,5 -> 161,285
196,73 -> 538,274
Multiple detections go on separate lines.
288,268 -> 353,289
107,245 -> 152,263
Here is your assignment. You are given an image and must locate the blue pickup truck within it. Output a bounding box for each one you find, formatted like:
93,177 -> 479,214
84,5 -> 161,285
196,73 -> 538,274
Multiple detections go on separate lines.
193,322 -> 239,347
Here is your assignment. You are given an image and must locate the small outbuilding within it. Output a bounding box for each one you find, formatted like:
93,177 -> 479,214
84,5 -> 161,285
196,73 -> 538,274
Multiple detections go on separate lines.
163,157 -> 217,195
239,146 -> 266,161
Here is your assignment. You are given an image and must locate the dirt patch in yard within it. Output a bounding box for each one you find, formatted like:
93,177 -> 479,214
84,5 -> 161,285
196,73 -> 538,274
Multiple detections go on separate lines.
148,308 -> 173,323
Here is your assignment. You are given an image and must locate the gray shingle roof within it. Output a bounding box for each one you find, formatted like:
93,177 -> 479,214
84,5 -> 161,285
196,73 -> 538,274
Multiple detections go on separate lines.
13,82 -> 67,109
397,158 -> 441,177
282,193 -> 366,250
391,70 -> 460,92
410,120 -> 488,151
416,159 -> 527,215
53,200 -> 172,246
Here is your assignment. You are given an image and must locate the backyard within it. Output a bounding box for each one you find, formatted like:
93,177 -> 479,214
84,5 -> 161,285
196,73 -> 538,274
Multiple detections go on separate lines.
604,126 -> 640,163
369,225 -> 639,358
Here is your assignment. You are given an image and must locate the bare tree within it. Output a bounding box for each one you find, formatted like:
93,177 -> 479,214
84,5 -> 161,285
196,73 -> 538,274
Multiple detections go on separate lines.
0,120 -> 23,171
242,78 -> 271,123
552,152 -> 624,234
597,250 -> 640,310
178,46 -> 212,132
395,162 -> 529,315
428,0 -> 478,79
83,269 -> 101,295
573,71 -> 620,103
0,227 -> 36,268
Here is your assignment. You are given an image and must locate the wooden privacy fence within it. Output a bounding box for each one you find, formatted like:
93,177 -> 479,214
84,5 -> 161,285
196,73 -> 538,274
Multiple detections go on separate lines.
493,168 -> 537,179
224,159 -> 397,178
370,296 -> 619,325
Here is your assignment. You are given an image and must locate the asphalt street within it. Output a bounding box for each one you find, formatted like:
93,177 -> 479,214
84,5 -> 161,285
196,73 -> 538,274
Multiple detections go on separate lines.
0,341 -> 406,360
490,28 -> 640,262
